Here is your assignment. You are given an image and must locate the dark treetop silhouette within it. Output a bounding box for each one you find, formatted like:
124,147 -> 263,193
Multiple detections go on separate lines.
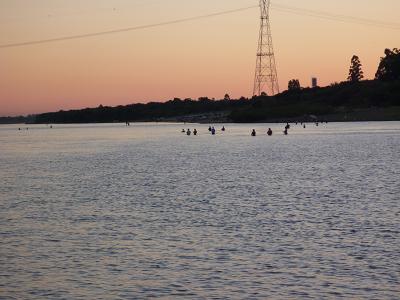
2,48 -> 399,124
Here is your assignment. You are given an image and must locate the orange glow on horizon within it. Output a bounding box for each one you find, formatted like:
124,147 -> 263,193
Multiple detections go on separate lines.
0,0 -> 399,116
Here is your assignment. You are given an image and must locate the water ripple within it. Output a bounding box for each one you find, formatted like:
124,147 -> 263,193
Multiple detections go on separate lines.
0,122 -> 399,299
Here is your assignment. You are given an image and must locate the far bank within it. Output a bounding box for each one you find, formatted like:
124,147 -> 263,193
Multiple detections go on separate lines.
1,79 -> 399,125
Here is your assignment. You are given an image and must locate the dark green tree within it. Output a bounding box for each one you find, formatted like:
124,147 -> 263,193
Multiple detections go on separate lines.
347,55 -> 364,82
288,79 -> 301,91
375,48 -> 400,80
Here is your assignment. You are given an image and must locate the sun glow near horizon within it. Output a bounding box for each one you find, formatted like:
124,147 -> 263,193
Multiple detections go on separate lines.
1,0 -> 399,116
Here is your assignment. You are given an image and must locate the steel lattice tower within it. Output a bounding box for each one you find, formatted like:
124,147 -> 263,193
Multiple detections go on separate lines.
253,0 -> 279,96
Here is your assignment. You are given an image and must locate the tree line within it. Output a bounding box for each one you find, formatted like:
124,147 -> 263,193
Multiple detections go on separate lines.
4,47 -> 399,124
287,48 -> 400,91
232,48 -> 400,122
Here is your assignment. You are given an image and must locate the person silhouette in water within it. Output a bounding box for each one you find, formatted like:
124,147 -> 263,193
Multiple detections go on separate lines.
251,129 -> 256,136
267,128 -> 272,136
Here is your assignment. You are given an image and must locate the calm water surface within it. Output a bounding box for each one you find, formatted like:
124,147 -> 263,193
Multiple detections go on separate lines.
0,122 -> 399,299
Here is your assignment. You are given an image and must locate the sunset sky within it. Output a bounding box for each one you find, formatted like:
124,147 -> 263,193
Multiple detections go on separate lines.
1,0 -> 399,116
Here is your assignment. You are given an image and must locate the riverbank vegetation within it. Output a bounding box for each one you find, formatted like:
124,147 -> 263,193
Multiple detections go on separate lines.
2,48 -> 399,124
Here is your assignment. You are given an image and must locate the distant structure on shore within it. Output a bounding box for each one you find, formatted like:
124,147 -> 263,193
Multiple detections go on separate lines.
253,0 -> 279,96
312,77 -> 318,88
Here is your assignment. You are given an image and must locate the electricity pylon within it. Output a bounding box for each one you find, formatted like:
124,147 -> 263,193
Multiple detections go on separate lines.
253,0 -> 279,96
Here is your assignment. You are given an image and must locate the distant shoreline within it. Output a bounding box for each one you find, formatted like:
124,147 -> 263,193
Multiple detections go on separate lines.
2,79 -> 400,125
155,107 -> 400,124
2,109 -> 400,125
2,108 -> 400,125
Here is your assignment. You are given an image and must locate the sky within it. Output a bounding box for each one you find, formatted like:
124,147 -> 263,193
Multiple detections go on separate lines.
0,0 -> 399,116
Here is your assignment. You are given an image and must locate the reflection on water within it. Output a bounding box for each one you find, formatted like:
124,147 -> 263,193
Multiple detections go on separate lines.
1,122 -> 399,299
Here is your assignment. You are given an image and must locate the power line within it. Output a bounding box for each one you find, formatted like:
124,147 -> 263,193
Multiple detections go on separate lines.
0,5 -> 258,49
1,3 -> 399,49
272,3 -> 400,30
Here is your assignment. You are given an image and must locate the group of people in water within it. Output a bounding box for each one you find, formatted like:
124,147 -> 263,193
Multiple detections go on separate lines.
183,121 -> 326,137
251,127 -> 274,136
209,125 -> 225,135
182,128 -> 198,135
182,125 -> 225,136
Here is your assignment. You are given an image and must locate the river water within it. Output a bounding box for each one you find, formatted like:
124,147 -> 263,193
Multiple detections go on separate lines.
0,122 -> 399,299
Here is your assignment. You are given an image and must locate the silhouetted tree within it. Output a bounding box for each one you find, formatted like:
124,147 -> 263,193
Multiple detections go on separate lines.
224,93 -> 230,101
260,91 -> 267,97
375,48 -> 400,80
288,79 -> 301,91
348,55 -> 364,82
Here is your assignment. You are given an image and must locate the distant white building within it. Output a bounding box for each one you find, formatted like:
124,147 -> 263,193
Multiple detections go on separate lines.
312,77 -> 318,88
